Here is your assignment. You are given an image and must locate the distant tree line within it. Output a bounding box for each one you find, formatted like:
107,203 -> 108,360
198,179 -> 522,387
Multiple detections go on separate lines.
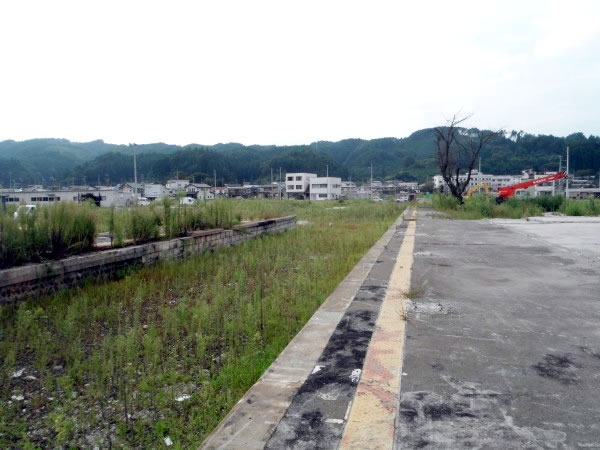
1,130 -> 599,187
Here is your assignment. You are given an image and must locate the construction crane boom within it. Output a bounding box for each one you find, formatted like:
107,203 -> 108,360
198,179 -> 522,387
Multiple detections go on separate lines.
497,171 -> 566,202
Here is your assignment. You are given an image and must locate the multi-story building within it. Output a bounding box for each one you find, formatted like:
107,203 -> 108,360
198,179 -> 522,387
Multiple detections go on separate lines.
285,173 -> 316,200
433,170 -> 521,193
309,177 -> 342,200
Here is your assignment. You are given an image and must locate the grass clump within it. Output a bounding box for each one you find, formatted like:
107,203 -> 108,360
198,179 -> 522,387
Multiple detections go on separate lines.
432,194 -> 544,219
125,206 -> 161,245
0,202 -> 97,268
559,197 -> 600,216
433,193 -> 600,219
0,200 -> 405,448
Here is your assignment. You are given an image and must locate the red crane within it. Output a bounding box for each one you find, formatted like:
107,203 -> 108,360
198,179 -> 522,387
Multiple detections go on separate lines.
497,171 -> 566,203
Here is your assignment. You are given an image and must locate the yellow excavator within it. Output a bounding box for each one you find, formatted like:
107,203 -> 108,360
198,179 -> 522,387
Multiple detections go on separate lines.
465,182 -> 490,198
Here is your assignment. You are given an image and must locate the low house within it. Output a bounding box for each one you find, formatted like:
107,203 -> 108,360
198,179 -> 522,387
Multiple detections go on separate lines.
226,185 -> 258,198
257,184 -> 281,199
185,183 -> 214,200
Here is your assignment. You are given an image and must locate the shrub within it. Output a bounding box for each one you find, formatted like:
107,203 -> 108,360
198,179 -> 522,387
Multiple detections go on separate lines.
530,195 -> 564,212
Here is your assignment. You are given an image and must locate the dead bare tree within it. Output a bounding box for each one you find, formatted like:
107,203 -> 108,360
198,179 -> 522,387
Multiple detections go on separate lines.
435,114 -> 502,203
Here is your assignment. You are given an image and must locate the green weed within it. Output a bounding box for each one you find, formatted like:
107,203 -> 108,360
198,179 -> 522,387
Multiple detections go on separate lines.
0,200 -> 406,448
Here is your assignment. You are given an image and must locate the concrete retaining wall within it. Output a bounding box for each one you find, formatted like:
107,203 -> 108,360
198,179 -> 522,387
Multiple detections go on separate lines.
0,216 -> 296,304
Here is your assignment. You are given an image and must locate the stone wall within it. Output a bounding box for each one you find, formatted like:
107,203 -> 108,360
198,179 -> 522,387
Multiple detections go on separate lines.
0,216 -> 296,304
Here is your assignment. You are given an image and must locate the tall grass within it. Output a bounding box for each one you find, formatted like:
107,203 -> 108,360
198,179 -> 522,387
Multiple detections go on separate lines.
559,197 -> 600,216
432,193 -> 600,219
0,200 -> 405,448
432,194 -> 543,219
0,202 -> 96,268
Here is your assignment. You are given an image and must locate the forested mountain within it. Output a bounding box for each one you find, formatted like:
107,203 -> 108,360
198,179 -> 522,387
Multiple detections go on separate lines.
1,130 -> 599,187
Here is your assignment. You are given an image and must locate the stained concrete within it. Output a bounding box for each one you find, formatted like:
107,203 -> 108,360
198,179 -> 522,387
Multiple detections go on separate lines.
396,208 -> 600,448
201,211 -> 411,449
489,216 -> 600,260
265,220 -> 409,449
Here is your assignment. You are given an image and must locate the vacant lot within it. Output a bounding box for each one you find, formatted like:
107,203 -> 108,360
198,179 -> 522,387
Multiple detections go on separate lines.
0,200 -> 405,448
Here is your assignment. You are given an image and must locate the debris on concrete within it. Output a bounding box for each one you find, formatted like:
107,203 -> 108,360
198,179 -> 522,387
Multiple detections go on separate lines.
312,365 -> 325,374
350,369 -> 361,383
11,368 -> 25,378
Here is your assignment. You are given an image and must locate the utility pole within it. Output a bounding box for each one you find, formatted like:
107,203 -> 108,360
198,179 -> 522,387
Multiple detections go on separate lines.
279,167 -> 282,199
557,155 -> 562,196
326,164 -> 329,200
132,144 -> 138,204
565,146 -> 570,199
214,170 -> 217,199
370,163 -> 373,200
479,157 -> 481,173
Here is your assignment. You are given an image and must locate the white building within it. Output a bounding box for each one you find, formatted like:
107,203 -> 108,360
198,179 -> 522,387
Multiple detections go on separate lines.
309,177 -> 342,200
1,188 -> 136,208
144,183 -> 168,201
286,173 -> 316,199
433,170 -> 521,193
166,179 -> 190,194
341,181 -> 357,197
185,183 -> 214,200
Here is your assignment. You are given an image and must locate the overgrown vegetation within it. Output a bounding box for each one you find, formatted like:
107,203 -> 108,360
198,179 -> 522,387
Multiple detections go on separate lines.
0,202 -> 96,268
0,200 -> 405,448
1,199 -> 245,268
431,194 -> 600,219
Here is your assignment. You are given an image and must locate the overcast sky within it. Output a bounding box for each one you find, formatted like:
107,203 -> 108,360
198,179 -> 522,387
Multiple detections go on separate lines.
1,0 -> 599,146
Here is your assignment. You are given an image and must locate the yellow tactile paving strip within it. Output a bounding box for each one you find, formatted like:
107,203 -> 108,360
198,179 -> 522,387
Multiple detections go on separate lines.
339,208 -> 417,449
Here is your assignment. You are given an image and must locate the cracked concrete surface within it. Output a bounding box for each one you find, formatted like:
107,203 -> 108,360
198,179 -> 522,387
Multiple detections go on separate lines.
397,208 -> 600,448
204,208 -> 600,448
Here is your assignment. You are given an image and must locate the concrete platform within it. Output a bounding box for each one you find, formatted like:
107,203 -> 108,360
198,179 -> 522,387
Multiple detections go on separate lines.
488,215 -> 600,260
202,210 -> 414,449
203,208 -> 600,448
399,209 -> 600,448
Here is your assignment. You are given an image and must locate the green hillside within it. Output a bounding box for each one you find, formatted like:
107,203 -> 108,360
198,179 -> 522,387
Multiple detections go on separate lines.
1,130 -> 599,187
